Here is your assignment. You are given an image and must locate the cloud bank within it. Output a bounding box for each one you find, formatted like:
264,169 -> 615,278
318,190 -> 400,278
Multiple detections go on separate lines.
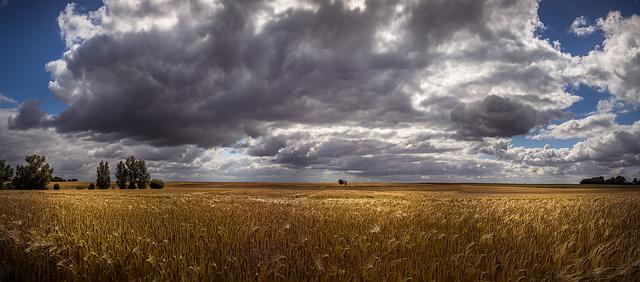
2,0 -> 639,182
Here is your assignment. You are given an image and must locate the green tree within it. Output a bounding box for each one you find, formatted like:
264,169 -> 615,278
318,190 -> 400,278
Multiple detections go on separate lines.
115,161 -> 128,189
12,155 -> 53,190
136,159 -> 150,189
150,178 -> 164,189
96,161 -> 111,189
0,159 -> 13,189
125,156 -> 138,189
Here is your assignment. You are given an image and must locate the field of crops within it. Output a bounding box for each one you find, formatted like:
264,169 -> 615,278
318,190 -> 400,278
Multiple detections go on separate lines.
0,183 -> 639,281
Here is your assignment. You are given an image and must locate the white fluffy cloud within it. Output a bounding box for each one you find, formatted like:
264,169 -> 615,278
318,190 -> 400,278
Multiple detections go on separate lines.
532,113 -> 618,140
570,16 -> 596,36
0,93 -> 17,105
579,12 -> 640,105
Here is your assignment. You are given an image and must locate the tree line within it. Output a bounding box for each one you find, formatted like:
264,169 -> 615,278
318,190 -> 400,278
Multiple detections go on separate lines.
579,175 -> 639,185
0,155 -> 164,190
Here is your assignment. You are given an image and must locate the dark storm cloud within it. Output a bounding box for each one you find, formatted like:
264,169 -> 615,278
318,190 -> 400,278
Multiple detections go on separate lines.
48,0 -> 426,147
450,95 -> 566,139
268,135 -> 462,169
246,136 -> 287,157
8,100 -> 45,130
46,0 -> 536,148
32,0 -> 640,182
92,143 -> 205,163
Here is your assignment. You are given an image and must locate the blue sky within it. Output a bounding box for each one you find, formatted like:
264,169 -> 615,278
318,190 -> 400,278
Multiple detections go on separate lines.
515,0 -> 640,148
0,0 -> 101,113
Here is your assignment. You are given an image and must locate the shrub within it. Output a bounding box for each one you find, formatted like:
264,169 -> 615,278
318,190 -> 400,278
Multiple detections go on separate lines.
51,176 -> 66,182
3,183 -> 14,189
150,179 -> 165,189
76,185 -> 85,190
88,183 -> 95,190
53,183 -> 60,190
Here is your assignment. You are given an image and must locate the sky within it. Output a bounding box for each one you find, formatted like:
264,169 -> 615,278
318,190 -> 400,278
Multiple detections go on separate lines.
0,0 -> 639,183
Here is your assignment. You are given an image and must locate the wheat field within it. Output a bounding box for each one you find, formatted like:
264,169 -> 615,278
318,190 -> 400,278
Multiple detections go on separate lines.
0,183 -> 639,281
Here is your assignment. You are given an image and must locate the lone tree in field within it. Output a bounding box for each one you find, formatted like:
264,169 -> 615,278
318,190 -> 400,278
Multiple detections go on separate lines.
12,155 -> 53,190
0,159 -> 13,189
115,161 -> 128,189
96,161 -> 111,189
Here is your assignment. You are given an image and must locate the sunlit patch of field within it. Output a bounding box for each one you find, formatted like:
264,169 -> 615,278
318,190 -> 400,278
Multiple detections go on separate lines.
1,183 -> 639,281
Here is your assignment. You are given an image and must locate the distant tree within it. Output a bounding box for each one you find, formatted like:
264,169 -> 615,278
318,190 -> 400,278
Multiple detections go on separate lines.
68,178 -> 78,182
580,176 -> 605,184
338,179 -> 348,186
150,178 -> 164,189
125,156 -> 138,189
604,175 -> 627,185
115,161 -> 128,189
136,160 -> 150,189
0,159 -> 13,189
53,183 -> 60,190
88,182 -> 95,190
633,178 -> 638,185
96,161 -> 111,189
51,176 -> 66,182
12,155 -> 53,190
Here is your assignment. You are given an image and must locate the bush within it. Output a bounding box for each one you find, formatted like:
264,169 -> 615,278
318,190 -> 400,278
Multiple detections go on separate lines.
3,183 -> 14,190
52,176 -> 66,182
150,179 -> 165,189
53,183 -> 60,190
88,183 -> 95,190
76,185 -> 85,190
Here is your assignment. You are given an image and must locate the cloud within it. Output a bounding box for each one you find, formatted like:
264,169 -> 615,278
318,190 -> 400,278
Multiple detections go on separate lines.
498,121 -> 640,168
579,12 -> 640,105
0,93 -> 17,105
246,136 -> 287,157
532,113 -> 618,140
570,16 -> 596,36
8,100 -> 46,130
451,95 -> 566,139
46,0 -> 580,148
0,0 -> 630,183
0,0 -> 9,8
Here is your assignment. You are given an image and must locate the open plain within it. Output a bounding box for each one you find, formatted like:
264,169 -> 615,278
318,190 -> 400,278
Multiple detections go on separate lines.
1,182 -> 639,281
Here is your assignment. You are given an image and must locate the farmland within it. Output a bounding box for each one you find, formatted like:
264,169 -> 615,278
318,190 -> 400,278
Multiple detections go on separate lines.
0,183 -> 639,281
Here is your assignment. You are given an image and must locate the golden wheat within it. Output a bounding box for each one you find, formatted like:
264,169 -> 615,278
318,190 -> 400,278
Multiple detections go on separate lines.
0,185 -> 639,281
